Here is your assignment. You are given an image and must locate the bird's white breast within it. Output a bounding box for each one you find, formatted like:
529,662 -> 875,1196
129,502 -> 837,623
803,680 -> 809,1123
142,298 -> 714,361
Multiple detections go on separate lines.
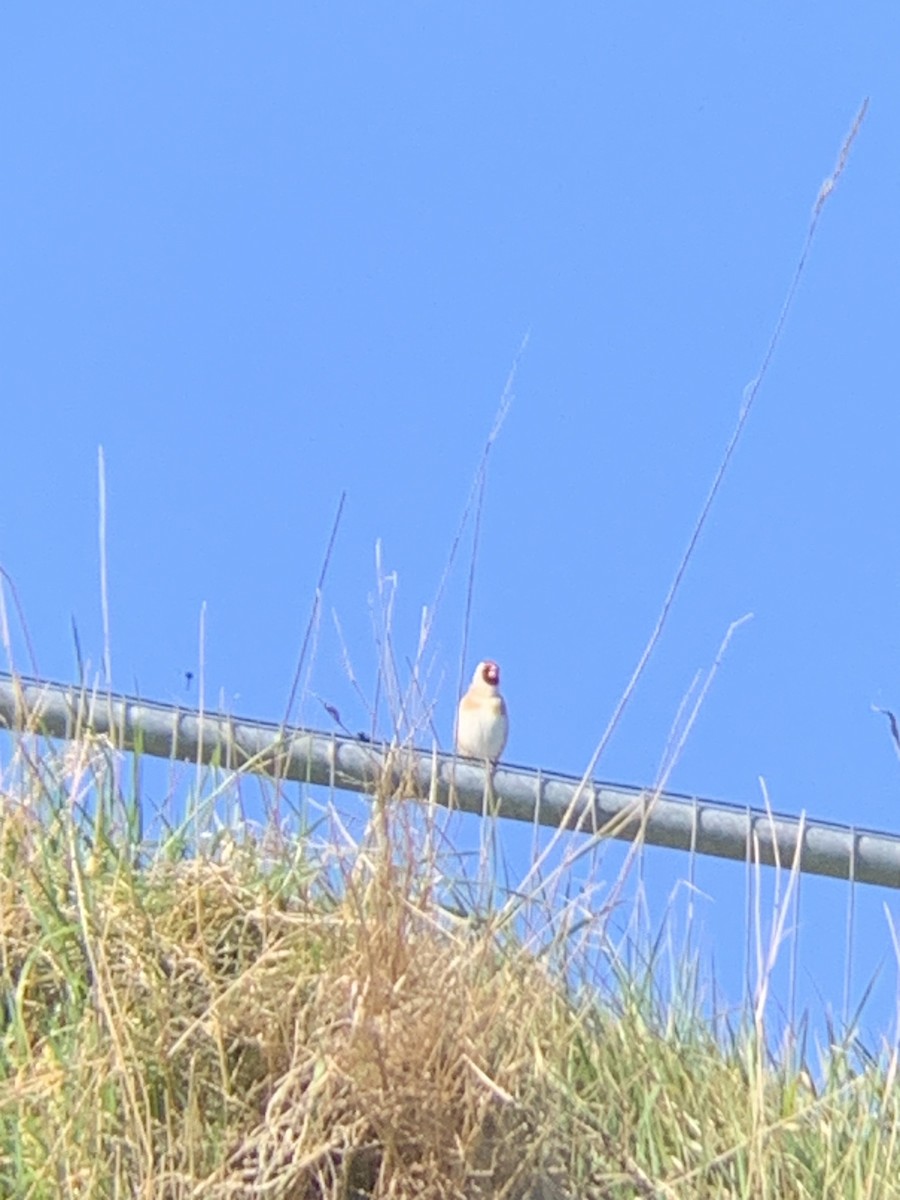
457,696 -> 508,760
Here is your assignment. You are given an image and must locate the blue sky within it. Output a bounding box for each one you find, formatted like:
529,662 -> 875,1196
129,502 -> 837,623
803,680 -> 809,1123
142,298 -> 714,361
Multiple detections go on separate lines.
3,6 -> 900,1052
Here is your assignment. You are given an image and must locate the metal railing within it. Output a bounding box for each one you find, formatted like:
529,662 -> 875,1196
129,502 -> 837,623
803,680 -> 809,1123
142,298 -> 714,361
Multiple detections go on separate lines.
1,671 -> 898,889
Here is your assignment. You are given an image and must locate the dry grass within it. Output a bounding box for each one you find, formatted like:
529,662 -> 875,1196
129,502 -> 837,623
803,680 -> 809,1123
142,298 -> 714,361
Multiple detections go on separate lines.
1,732 -> 900,1200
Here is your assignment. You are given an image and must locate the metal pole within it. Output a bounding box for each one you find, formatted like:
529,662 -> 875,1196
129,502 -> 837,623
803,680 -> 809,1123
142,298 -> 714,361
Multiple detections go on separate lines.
1,672 -> 899,889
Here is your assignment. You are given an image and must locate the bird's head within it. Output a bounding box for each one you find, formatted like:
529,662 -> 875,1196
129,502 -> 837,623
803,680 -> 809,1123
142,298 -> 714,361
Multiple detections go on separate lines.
478,660 -> 501,688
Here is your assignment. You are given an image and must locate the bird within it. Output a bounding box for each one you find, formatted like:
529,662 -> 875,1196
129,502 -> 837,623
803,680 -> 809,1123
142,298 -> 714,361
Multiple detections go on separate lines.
456,660 -> 509,763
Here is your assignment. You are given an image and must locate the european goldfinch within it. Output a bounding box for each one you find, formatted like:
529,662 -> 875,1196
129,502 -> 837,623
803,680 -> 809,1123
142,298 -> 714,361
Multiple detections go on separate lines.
456,660 -> 509,762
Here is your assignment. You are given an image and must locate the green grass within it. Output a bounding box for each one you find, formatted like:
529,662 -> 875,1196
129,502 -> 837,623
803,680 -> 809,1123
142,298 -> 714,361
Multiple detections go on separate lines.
1,730 -> 899,1199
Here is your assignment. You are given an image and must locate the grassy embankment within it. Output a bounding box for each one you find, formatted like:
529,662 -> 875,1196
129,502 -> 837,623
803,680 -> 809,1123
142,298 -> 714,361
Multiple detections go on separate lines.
1,713 -> 899,1200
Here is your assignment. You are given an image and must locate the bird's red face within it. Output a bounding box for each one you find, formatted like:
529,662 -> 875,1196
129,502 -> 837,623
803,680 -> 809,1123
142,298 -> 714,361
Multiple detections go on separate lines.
481,660 -> 500,687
